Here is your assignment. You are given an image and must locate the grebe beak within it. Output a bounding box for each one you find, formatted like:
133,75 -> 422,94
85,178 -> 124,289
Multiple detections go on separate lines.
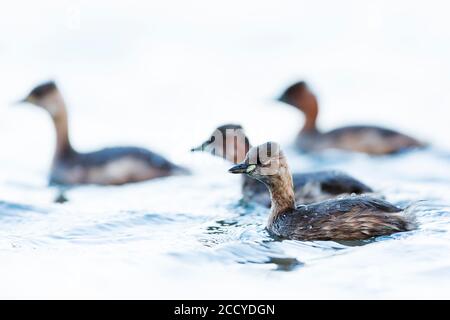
229,162 -> 253,174
276,93 -> 288,104
190,145 -> 203,152
190,140 -> 210,152
14,97 -> 29,105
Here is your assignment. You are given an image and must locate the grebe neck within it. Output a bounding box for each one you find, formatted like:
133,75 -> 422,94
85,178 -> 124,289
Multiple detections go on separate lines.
299,94 -> 319,133
51,103 -> 74,159
301,114 -> 318,133
263,168 -> 296,224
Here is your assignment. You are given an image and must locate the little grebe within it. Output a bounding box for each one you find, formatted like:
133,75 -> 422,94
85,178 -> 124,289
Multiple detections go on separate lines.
19,81 -> 187,186
229,142 -> 416,241
278,81 -> 425,155
192,124 -> 373,207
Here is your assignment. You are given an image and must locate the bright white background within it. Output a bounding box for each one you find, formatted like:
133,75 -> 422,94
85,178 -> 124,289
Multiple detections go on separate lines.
0,0 -> 449,176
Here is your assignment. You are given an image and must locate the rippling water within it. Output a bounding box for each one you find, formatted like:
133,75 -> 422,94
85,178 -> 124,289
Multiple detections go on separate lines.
1,147 -> 449,299
1,0 -> 450,299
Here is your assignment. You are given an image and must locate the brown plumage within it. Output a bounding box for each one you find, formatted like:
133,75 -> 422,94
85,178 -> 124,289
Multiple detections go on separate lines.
19,81 -> 188,186
229,142 -> 416,241
278,81 -> 426,155
191,124 -> 373,207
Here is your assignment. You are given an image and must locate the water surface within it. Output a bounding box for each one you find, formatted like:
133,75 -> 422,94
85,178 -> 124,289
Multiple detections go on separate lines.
1,0 -> 450,299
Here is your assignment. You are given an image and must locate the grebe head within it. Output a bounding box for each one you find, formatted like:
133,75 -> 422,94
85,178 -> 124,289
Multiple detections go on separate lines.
191,124 -> 251,164
278,81 -> 317,114
20,81 -> 65,118
228,142 -> 288,182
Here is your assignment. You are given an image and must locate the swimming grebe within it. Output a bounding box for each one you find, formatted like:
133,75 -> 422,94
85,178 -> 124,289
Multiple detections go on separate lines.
229,142 -> 416,241
192,124 -> 373,207
19,81 -> 187,186
278,81 -> 425,155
